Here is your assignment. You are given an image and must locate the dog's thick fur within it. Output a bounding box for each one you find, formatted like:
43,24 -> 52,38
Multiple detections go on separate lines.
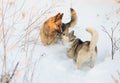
61,8 -> 77,34
40,8 -> 77,45
62,28 -> 98,69
40,13 -> 64,45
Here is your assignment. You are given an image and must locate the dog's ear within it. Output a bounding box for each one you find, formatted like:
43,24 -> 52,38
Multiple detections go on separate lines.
54,13 -> 60,22
59,13 -> 64,19
71,31 -> 74,36
69,31 -> 76,41
55,13 -> 61,18
55,13 -> 64,22
69,31 -> 74,37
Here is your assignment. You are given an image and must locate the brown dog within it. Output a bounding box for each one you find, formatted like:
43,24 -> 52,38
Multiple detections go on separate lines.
40,8 -> 77,46
40,13 -> 63,45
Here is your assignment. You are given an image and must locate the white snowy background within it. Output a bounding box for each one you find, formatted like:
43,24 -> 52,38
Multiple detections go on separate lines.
0,0 -> 120,83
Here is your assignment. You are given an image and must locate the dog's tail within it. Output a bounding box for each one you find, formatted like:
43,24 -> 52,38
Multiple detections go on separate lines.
67,8 -> 77,27
86,27 -> 98,51
61,8 -> 77,31
61,8 -> 77,33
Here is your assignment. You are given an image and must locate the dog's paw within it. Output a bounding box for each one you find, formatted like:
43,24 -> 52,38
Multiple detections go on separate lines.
89,64 -> 94,68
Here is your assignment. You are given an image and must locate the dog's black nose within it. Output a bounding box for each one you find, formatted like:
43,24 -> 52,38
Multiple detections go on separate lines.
56,30 -> 62,34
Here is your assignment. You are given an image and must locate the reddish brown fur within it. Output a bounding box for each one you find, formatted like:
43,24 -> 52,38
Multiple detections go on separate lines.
40,13 -> 63,45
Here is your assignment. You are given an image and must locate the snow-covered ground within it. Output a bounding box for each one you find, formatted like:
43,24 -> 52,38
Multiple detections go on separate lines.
0,0 -> 120,83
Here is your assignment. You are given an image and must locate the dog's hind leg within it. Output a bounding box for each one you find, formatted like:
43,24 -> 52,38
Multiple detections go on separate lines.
76,54 -> 85,69
76,58 -> 83,69
76,50 -> 88,69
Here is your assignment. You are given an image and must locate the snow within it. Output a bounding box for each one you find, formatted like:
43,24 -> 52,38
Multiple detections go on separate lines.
0,0 -> 120,83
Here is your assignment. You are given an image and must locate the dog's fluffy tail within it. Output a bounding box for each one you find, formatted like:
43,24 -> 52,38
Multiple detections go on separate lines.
86,27 -> 98,51
62,8 -> 77,30
67,8 -> 77,27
